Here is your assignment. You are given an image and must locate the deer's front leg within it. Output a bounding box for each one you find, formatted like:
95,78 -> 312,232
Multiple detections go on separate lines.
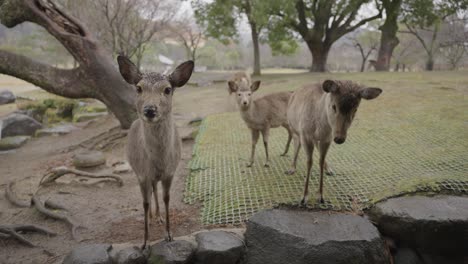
301,139 -> 314,206
152,181 -> 164,224
247,129 -> 260,167
139,182 -> 152,249
261,128 -> 270,167
281,126 -> 292,156
162,179 -> 173,242
318,141 -> 331,204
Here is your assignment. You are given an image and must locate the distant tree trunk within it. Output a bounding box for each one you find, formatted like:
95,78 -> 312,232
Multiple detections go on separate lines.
376,0 -> 402,71
426,56 -> 434,71
0,0 -> 136,128
249,21 -> 261,76
308,43 -> 330,72
394,63 -> 400,72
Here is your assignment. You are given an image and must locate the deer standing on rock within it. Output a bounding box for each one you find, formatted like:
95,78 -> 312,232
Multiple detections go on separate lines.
228,74 -> 292,167
286,80 -> 382,205
117,55 -> 194,249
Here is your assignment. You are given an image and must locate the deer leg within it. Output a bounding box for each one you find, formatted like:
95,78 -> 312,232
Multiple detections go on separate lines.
261,128 -> 270,167
285,134 -> 301,175
152,181 -> 163,224
301,140 -> 314,206
247,129 -> 260,167
281,126 -> 292,156
162,179 -> 173,242
139,182 -> 152,249
318,141 -> 331,203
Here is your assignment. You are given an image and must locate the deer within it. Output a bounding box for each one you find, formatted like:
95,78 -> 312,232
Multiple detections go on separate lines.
117,55 -> 194,249
286,80 -> 382,205
228,77 -> 293,168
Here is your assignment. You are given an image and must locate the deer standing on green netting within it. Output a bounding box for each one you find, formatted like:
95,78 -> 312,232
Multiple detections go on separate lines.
286,80 -> 382,205
117,55 -> 194,249
228,73 -> 293,168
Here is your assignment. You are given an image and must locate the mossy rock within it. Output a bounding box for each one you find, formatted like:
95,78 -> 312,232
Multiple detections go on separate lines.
17,98 -> 77,124
43,108 -> 70,125
74,104 -> 108,114
73,112 -> 108,123
0,136 -> 30,150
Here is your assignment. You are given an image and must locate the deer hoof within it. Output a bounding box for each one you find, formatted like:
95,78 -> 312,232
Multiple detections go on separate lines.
141,242 -> 147,250
155,216 -> 164,225
280,153 -> 288,157
285,169 -> 295,175
300,198 -> 308,207
246,163 -> 253,168
264,163 -> 270,168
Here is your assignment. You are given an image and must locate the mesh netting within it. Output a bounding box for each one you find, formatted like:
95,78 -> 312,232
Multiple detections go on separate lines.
185,106 -> 468,225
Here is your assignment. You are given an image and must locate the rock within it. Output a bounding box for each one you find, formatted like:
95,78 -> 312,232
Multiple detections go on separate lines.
179,127 -> 198,141
394,248 -> 423,264
73,151 -> 106,168
0,136 -> 30,150
195,230 -> 244,264
112,161 -> 131,173
148,240 -> 195,264
73,112 -> 108,122
1,114 -> 42,137
35,124 -> 78,137
188,117 -> 203,125
245,209 -> 389,264
0,90 -> 15,105
418,252 -> 466,264
367,195 -> 468,255
62,244 -> 112,264
111,246 -> 146,264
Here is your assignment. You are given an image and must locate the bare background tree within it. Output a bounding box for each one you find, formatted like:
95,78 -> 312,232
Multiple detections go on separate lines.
172,15 -> 204,63
351,30 -> 380,72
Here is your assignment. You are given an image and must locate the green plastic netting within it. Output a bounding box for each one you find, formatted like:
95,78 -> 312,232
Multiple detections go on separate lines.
184,110 -> 467,225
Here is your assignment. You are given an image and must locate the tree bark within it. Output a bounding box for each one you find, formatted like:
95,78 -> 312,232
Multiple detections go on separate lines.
376,0 -> 402,71
249,22 -> 261,76
0,0 -> 136,128
308,43 -> 330,72
426,57 -> 434,71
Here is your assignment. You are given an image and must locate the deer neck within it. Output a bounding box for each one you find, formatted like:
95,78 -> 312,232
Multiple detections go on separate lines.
239,101 -> 256,121
141,114 -> 175,148
318,93 -> 333,131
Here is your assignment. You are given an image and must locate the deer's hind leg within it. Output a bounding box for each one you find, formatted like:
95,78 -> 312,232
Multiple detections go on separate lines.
285,133 -> 301,175
152,181 -> 164,224
261,128 -> 270,167
318,140 -> 331,203
301,138 -> 314,206
281,126 -> 292,156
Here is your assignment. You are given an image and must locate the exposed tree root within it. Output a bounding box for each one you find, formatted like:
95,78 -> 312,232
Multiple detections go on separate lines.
39,166 -> 123,186
0,224 -> 56,247
31,195 -> 81,240
45,199 -> 68,212
64,126 -> 127,152
5,181 -> 30,208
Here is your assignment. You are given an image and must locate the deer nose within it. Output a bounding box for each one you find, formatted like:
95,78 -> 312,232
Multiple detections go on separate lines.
143,106 -> 156,119
243,101 -> 248,105
334,137 -> 345,144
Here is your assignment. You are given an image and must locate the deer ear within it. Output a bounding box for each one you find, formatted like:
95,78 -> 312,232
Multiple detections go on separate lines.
322,80 -> 339,93
360,87 -> 382,100
228,81 -> 238,94
117,55 -> 142,85
251,81 -> 261,92
170,61 -> 194,87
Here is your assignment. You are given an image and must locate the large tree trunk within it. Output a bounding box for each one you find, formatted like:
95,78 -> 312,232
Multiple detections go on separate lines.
426,56 -> 434,71
250,21 -> 261,76
307,43 -> 330,72
376,0 -> 402,71
0,0 -> 136,128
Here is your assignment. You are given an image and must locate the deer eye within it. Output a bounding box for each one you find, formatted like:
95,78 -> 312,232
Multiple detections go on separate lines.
332,105 -> 336,112
164,87 -> 172,95
136,86 -> 142,94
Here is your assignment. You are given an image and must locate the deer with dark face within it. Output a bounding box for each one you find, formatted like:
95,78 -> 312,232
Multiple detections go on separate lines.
286,80 -> 382,205
117,55 -> 194,248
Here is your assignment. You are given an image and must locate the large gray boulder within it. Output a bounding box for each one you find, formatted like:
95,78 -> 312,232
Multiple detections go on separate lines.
1,113 -> 42,137
195,230 -> 244,264
148,240 -> 196,264
62,244 -> 112,264
110,246 -> 146,264
367,195 -> 468,255
35,123 -> 78,137
0,90 -> 15,105
245,209 -> 390,264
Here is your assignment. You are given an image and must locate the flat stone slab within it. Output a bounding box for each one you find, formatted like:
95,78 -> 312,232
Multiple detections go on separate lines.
148,240 -> 195,264
1,113 -> 42,137
245,209 -> 389,264
0,136 -> 30,150
195,230 -> 244,264
62,243 -> 112,264
35,124 -> 78,137
73,112 -> 108,122
368,195 -> 468,255
73,151 -> 106,168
